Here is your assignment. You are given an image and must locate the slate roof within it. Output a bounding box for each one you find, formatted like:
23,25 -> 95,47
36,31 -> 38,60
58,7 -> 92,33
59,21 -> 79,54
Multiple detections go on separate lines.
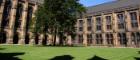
29,0 -> 44,4
86,0 -> 140,14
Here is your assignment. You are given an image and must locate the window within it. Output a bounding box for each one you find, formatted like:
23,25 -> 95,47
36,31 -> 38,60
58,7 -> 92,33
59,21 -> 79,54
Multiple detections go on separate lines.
96,17 -> 102,31
106,16 -> 112,30
96,25 -> 101,31
87,26 -> 92,31
106,34 -> 113,44
130,12 -> 138,28
117,13 -> 125,29
79,20 -> 83,31
87,34 -> 93,44
87,17 -> 92,31
79,27 -> 83,31
96,34 -> 103,44
79,20 -> 83,26
131,32 -> 140,46
118,33 -> 127,46
15,3 -> 23,28
87,18 -> 92,26
96,17 -> 102,24
79,35 -> 83,44
1,0 -> 12,28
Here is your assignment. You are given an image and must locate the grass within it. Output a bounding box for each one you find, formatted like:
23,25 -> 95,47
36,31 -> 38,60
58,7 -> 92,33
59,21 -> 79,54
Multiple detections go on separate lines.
0,45 -> 140,60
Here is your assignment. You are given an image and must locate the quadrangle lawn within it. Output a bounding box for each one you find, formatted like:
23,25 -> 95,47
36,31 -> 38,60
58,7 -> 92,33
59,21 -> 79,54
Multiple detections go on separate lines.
0,45 -> 140,60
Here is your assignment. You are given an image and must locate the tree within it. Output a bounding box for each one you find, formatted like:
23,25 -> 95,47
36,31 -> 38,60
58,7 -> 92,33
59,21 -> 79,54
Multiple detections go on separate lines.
33,0 -> 86,46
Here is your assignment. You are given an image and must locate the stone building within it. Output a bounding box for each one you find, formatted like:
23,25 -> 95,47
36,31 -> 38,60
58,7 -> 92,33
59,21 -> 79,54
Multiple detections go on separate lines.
76,0 -> 140,47
0,0 -> 140,47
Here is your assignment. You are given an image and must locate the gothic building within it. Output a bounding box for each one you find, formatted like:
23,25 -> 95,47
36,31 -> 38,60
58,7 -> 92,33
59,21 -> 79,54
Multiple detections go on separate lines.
0,0 -> 140,47
0,0 -> 42,44
76,0 -> 140,47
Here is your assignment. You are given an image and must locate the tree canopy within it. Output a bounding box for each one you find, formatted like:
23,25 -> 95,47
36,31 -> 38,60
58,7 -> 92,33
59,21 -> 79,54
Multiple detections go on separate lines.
32,0 -> 86,45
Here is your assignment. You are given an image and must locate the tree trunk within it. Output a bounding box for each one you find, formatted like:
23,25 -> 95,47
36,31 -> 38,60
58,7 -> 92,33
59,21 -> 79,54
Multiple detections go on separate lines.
53,29 -> 57,46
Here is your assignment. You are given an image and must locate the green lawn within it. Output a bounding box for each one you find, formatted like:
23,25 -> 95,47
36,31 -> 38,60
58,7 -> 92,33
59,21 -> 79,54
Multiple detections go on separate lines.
0,45 -> 140,60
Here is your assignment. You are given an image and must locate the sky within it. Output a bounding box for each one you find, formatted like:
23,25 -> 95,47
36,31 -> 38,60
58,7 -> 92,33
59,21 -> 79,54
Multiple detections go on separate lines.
79,0 -> 116,7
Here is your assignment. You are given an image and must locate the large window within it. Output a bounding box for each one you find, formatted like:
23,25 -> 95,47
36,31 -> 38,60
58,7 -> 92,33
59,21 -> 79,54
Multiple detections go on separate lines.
79,20 -> 83,31
129,12 -> 138,28
117,13 -> 125,29
118,33 -> 127,46
131,32 -> 140,47
96,17 -> 102,31
96,34 -> 103,44
87,16 -> 92,31
87,34 -> 93,44
106,16 -> 112,30
1,0 -> 12,28
106,34 -> 113,44
78,35 -> 83,44
15,3 -> 23,28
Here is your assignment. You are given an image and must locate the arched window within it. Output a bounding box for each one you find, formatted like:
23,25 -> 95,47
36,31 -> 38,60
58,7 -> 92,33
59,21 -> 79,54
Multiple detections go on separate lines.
106,34 -> 113,45
15,2 -> 23,28
87,34 -> 93,44
1,0 -> 12,28
26,5 -> 33,31
118,33 -> 127,46
78,34 -> 83,44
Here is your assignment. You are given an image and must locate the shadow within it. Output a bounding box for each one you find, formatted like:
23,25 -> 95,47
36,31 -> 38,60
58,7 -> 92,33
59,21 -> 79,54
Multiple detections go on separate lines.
135,57 -> 140,60
135,51 -> 140,60
49,55 -> 74,60
0,52 -> 25,60
88,55 -> 107,60
0,48 -> 5,50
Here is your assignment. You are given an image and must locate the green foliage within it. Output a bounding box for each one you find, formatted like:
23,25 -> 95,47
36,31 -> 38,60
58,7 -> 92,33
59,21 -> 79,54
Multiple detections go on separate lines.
32,0 -> 86,45
34,0 -> 85,33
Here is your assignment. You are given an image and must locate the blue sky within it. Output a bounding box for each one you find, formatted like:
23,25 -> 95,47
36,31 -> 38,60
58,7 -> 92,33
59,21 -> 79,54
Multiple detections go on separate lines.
79,0 -> 116,7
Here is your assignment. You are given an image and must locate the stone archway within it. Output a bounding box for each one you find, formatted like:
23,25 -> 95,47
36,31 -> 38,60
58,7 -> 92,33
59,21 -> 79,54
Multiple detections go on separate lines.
25,33 -> 30,44
0,31 -> 7,44
13,32 -> 19,44
118,33 -> 127,47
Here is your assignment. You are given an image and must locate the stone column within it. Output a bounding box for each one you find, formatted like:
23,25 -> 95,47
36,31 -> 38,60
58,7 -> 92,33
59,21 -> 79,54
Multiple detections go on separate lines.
92,34 -> 96,45
112,12 -> 119,47
83,18 -> 87,46
137,9 -> 140,30
126,32 -> 131,47
0,0 -> 5,29
6,0 -> 18,44
125,11 -> 132,47
76,19 -> 80,45
18,1 -> 28,44
29,4 -> 38,45
92,16 -> 95,45
102,13 -> 107,46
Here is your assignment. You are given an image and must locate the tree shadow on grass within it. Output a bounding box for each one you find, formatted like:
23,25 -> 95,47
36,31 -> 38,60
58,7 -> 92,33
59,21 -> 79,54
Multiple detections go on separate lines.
0,52 -> 25,60
0,48 -> 25,60
135,51 -> 140,60
49,55 -> 74,60
88,55 -> 107,60
0,48 -> 5,50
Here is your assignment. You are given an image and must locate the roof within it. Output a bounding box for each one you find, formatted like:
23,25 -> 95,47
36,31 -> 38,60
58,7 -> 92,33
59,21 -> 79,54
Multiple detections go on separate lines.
29,0 -> 44,4
86,0 -> 140,14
